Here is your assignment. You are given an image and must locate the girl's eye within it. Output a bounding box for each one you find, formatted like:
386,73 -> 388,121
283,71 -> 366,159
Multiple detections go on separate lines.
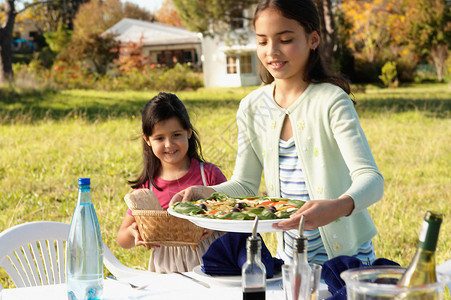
281,39 -> 293,44
257,41 -> 267,46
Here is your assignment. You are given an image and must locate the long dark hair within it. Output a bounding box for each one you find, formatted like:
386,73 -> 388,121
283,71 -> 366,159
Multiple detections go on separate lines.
129,92 -> 205,190
253,0 -> 351,95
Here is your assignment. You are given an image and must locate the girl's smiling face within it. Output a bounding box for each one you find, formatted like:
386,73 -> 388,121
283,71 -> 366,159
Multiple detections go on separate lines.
255,8 -> 319,83
144,117 -> 192,169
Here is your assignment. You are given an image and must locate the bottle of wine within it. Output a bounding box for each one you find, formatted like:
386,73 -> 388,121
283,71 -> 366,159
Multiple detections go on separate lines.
242,218 -> 266,300
67,178 -> 104,300
398,210 -> 443,287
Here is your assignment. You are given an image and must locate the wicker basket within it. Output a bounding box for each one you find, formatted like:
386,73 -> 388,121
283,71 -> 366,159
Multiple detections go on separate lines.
132,210 -> 204,250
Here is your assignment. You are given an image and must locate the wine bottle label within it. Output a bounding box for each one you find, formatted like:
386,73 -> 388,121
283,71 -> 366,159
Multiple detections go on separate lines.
419,221 -> 428,243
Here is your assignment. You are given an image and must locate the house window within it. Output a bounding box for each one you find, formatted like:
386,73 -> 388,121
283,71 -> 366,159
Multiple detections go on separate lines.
226,56 -> 238,74
230,8 -> 244,30
240,54 -> 253,74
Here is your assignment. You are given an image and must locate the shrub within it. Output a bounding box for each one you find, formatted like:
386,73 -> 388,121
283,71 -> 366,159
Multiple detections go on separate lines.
46,61 -> 98,89
154,63 -> 203,91
379,61 -> 398,88
11,60 -> 203,91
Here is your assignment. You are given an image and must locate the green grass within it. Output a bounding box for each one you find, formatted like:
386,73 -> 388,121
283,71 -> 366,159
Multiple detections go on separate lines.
1,84 -> 450,295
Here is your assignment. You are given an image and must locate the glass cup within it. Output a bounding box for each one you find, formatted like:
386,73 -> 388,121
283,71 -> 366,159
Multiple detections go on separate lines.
282,263 -> 321,300
309,263 -> 322,300
282,264 -> 294,300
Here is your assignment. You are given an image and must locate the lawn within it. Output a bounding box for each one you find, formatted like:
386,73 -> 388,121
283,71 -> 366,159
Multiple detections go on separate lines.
0,83 -> 450,292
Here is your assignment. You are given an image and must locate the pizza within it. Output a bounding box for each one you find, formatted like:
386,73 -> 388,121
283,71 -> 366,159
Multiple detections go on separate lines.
172,192 -> 304,220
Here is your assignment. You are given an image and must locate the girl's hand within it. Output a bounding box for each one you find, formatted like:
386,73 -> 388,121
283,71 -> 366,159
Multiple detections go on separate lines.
130,222 -> 145,247
272,196 -> 354,231
169,186 -> 216,206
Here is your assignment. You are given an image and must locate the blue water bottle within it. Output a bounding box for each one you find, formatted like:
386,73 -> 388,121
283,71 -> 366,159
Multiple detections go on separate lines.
66,178 -> 104,300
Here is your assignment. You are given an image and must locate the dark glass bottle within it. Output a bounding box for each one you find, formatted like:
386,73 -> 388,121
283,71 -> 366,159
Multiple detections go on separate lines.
242,234 -> 266,300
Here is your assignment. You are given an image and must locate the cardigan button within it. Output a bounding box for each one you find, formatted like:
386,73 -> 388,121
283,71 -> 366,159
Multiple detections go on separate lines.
270,121 -> 276,128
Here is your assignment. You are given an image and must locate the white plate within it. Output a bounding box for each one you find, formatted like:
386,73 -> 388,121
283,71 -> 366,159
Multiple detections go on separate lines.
167,207 -> 284,233
192,265 -> 282,286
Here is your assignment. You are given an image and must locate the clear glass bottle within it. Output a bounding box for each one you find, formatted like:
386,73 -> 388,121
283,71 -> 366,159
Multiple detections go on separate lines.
291,235 -> 312,300
66,178 -> 104,300
398,210 -> 443,287
242,234 -> 266,300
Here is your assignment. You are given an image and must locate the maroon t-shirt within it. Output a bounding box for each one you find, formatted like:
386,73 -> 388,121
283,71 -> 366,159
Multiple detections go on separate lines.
127,158 -> 227,214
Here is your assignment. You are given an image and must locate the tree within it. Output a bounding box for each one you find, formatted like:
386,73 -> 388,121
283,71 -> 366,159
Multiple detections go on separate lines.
73,0 -> 154,39
22,0 -> 89,32
0,0 -> 89,84
57,32 -> 119,74
0,0 -> 15,83
155,0 -> 183,27
172,0 -> 258,35
405,0 -> 451,82
114,36 -> 147,74
67,0 -> 151,74
315,0 -> 336,67
341,0 -> 392,63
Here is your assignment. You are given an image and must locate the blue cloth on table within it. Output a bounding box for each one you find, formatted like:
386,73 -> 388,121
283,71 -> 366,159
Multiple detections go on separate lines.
322,255 -> 400,300
201,232 -> 284,278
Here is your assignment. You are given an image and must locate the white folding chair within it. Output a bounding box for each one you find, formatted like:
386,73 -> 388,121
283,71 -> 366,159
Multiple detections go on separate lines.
0,221 -> 151,290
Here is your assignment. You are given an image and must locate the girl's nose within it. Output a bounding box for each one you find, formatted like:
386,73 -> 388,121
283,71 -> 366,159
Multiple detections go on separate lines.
164,138 -> 172,148
267,41 -> 280,56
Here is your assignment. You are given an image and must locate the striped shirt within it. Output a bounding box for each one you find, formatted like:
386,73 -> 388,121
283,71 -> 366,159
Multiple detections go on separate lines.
278,138 -> 376,265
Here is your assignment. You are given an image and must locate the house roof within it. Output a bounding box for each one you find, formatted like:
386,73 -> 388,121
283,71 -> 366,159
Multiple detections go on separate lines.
104,18 -> 201,46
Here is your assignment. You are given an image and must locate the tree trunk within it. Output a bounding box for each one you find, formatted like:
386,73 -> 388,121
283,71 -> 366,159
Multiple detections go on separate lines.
431,43 -> 448,83
0,0 -> 16,84
315,0 -> 335,67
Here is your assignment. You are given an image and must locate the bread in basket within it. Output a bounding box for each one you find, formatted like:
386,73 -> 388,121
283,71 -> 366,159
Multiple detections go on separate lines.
124,189 -> 204,250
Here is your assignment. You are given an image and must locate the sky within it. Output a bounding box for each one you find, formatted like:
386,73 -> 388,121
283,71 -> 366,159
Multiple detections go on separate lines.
122,0 -> 164,12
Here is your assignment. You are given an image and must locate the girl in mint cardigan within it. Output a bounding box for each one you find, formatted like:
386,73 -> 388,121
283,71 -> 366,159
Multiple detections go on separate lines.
171,0 -> 383,264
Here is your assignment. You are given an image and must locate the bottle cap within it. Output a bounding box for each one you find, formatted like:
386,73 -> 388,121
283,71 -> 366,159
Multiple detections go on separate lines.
247,235 -> 261,254
78,178 -> 91,186
293,214 -> 308,253
293,236 -> 308,253
247,216 -> 261,254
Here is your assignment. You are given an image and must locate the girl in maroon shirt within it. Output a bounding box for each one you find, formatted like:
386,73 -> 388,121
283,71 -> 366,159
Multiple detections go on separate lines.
117,92 -> 226,273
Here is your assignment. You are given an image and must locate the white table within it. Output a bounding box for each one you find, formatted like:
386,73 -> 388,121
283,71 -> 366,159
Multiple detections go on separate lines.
1,271 -> 331,300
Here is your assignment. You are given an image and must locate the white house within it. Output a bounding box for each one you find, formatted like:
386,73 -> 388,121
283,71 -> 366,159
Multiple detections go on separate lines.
201,7 -> 261,87
104,14 -> 261,88
104,18 -> 202,69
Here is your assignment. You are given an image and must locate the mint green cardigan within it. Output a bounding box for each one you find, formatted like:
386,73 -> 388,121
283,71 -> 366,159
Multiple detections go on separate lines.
213,82 -> 384,258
